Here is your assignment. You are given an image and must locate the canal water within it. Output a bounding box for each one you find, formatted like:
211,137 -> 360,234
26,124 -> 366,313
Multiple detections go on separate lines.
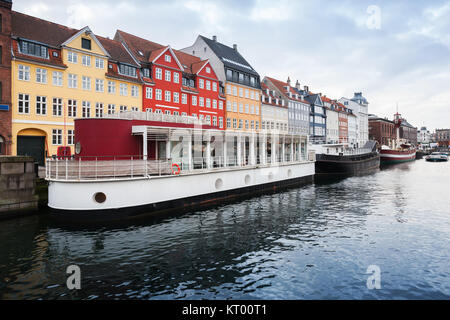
0,159 -> 449,300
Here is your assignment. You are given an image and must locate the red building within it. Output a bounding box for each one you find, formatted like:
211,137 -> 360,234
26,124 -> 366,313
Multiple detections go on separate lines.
114,30 -> 226,130
368,116 -> 395,147
0,0 -> 12,155
336,102 -> 349,144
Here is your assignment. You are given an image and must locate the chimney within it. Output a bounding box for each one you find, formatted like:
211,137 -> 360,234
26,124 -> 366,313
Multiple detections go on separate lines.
304,85 -> 309,93
295,80 -> 300,90
287,77 -> 291,87
233,44 -> 237,51
319,93 -> 322,97
212,35 -> 217,42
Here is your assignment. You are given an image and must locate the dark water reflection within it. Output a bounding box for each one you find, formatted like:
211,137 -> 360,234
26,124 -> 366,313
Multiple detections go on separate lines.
0,159 -> 449,299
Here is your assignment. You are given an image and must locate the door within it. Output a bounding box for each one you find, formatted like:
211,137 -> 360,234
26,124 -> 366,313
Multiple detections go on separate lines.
17,136 -> 46,166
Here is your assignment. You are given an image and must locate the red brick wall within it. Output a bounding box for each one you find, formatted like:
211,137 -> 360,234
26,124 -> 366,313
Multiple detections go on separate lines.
369,119 -> 395,146
0,1 -> 12,155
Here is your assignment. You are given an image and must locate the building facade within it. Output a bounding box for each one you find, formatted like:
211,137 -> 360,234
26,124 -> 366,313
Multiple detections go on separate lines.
339,92 -> 369,147
114,31 -> 225,130
322,96 -> 339,144
260,82 -> 288,134
0,0 -> 12,155
9,10 -> 141,164
435,129 -> 450,147
399,118 -> 417,146
181,35 -> 261,132
347,113 -> 357,147
368,115 -> 395,147
262,77 -> 309,136
417,127 -> 431,144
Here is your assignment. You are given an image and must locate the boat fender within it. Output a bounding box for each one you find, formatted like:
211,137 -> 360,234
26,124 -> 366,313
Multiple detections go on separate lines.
171,163 -> 181,175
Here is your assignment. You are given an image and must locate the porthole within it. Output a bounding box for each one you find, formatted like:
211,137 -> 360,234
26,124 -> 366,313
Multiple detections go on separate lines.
245,174 -> 251,185
94,192 -> 106,203
215,178 -> 223,190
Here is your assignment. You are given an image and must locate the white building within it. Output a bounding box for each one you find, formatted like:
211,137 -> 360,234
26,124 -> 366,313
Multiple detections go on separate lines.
347,113 -> 357,148
339,93 -> 369,147
260,83 -> 289,134
417,127 -> 431,144
325,108 -> 339,144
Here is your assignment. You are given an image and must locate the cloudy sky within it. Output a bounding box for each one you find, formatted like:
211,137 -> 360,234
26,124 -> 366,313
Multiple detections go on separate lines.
13,0 -> 450,130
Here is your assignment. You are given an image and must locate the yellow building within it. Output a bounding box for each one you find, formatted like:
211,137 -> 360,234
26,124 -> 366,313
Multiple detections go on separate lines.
10,11 -> 142,164
224,82 -> 261,132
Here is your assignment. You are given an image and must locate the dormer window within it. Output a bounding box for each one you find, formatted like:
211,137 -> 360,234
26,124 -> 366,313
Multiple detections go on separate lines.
142,68 -> 150,78
19,40 -> 48,59
52,51 -> 58,57
119,64 -> 137,77
82,38 -> 91,50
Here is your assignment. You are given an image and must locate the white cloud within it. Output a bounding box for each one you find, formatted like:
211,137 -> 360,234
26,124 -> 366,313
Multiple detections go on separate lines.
249,0 -> 294,22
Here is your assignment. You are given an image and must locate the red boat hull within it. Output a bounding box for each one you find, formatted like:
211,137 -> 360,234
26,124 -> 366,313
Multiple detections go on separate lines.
380,149 -> 416,164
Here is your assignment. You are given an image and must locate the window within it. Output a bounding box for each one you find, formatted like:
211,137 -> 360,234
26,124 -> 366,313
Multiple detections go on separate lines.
250,105 -> 254,114
108,104 -> 115,114
19,40 -> 48,59
206,80 -> 211,90
212,82 -> 217,92
227,118 -> 231,128
205,115 -> 211,125
199,97 -> 204,107
143,68 -> 150,78
52,129 -> 62,145
245,104 -> 249,113
68,51 -> 78,63
182,94 -> 187,104
192,95 -> 197,106
251,120 -> 254,129
36,96 -> 47,115
256,121 -> 259,130
68,74 -> 78,88
212,100 -> 217,109
52,71 -> 63,86
82,55 -> 91,67
199,79 -> 204,89
165,91 -> 171,102
52,98 -> 62,116
245,120 -> 249,129
119,64 -> 137,77
82,101 -> 91,118
68,130 -> 74,145
95,58 -> 104,69
36,68 -> 47,83
233,102 -> 237,112
245,89 -> 249,99
18,65 -> 30,81
219,117 -> 223,128
119,105 -> 127,112
95,103 -> 103,118
94,79 -> 103,92
239,103 -> 243,113
239,87 -> 243,97
165,54 -> 171,62
206,98 -> 211,108
68,99 -> 77,117
82,76 -> 91,90
165,70 -> 171,82
155,89 -> 162,100
173,111 -> 179,116
226,85 -> 231,95
206,67 -> 211,73
250,91 -> 255,100
233,86 -> 237,96
155,68 -> 162,80
146,87 -> 153,99
213,116 -> 217,126
233,118 -> 237,129
255,106 -> 259,115
165,110 -> 171,115
155,109 -> 162,114
131,85 -> 138,97
108,81 -> 115,94
173,92 -> 179,103
18,94 -> 30,114
173,72 -> 179,83
226,101 -> 231,111
120,83 -> 128,96
239,119 -> 243,129
82,38 -> 91,50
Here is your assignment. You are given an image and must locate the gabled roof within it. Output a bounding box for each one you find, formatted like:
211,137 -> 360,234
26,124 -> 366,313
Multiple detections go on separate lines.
114,30 -> 165,64
97,36 -> 139,67
264,76 -> 309,104
11,11 -> 78,47
199,35 -> 259,77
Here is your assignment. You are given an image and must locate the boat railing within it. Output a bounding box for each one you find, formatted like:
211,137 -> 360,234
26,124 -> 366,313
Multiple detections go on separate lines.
46,156 -> 174,181
46,152 -> 313,181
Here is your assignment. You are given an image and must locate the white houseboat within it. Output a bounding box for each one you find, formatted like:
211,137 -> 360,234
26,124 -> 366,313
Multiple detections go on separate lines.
46,111 -> 315,222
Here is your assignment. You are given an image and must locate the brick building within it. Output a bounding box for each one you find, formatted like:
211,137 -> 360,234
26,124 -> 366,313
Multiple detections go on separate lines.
368,115 -> 395,147
435,129 -> 450,147
0,0 -> 12,155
